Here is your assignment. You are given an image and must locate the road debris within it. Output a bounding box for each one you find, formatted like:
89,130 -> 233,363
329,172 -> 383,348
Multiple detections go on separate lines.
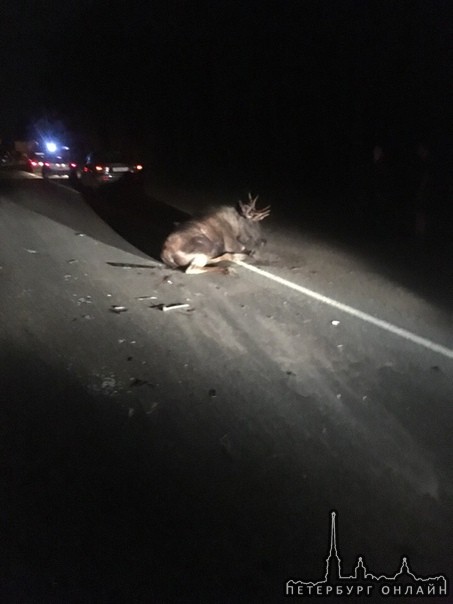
77,296 -> 92,305
82,314 -> 94,320
130,377 -> 152,387
67,259 -> 78,264
107,262 -> 160,270
75,232 -> 86,237
146,402 -> 159,415
88,374 -> 119,397
208,388 -> 217,398
151,303 -> 191,312
102,376 -> 116,391
25,249 -> 38,254
136,295 -> 158,300
110,305 -> 128,313
331,320 -> 340,326
161,275 -> 173,285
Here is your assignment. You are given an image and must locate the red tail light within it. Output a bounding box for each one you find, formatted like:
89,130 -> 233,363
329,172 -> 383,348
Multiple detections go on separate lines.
44,162 -> 50,167
30,161 -> 38,167
95,165 -> 104,172
70,162 -> 77,168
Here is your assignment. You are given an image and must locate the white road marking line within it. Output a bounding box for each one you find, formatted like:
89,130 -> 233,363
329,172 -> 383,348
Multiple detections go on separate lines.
235,260 -> 453,360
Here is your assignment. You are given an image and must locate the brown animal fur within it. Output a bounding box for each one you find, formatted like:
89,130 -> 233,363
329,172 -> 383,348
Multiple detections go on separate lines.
161,195 -> 270,274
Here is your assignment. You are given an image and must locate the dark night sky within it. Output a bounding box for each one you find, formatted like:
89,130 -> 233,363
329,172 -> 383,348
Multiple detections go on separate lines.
1,1 -> 452,187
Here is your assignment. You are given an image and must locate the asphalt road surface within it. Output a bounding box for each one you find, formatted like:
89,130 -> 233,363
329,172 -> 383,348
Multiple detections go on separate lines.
1,168 -> 452,603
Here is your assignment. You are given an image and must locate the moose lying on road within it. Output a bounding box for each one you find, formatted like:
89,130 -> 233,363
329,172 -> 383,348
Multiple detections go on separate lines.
161,194 -> 271,274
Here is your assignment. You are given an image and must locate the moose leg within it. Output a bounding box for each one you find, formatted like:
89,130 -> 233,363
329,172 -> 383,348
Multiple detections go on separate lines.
208,252 -> 250,264
184,253 -> 227,275
184,252 -> 249,274
185,265 -> 228,274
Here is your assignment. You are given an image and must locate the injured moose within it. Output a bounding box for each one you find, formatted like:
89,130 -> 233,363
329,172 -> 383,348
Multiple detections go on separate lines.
161,194 -> 271,274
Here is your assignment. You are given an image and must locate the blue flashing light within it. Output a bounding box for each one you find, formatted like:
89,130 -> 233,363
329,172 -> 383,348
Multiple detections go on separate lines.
45,142 -> 57,153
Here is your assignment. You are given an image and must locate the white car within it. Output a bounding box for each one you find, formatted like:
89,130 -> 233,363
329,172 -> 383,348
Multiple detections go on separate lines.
76,151 -> 144,189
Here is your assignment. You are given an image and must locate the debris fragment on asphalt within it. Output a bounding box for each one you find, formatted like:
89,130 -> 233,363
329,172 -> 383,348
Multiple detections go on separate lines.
107,262 -> 160,269
146,402 -> 159,415
110,305 -> 128,313
209,388 -> 217,398
77,296 -> 92,305
151,303 -> 190,312
75,232 -> 86,237
136,295 -> 158,300
67,259 -> 78,264
161,275 -> 173,285
87,376 -> 118,397
331,320 -> 340,326
25,249 -> 38,254
82,314 -> 93,320
102,376 -> 116,390
130,377 -> 151,387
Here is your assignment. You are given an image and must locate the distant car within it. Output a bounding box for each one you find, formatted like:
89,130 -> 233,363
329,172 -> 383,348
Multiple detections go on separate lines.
41,151 -> 76,179
76,151 -> 144,189
27,152 -> 46,174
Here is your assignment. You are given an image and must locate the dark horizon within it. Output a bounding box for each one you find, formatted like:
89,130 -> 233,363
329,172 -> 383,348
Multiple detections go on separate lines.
1,1 -> 452,206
